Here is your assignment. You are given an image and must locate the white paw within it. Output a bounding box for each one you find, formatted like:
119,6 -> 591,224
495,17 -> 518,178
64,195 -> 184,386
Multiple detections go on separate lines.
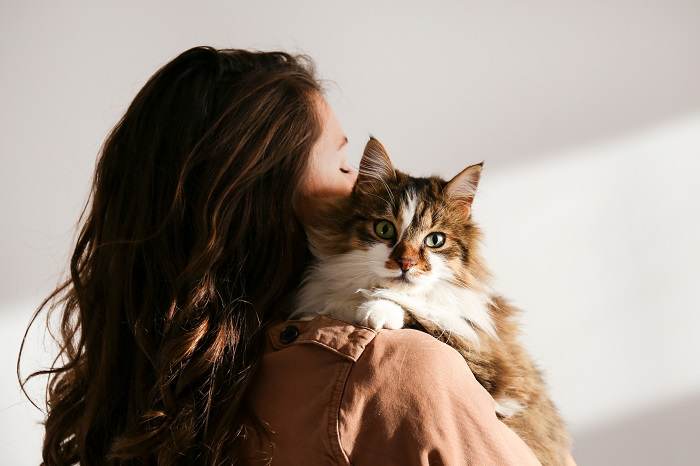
494,397 -> 525,418
356,299 -> 406,331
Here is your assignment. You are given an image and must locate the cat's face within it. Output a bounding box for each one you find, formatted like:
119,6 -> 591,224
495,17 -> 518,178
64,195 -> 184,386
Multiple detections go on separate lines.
307,136 -> 488,291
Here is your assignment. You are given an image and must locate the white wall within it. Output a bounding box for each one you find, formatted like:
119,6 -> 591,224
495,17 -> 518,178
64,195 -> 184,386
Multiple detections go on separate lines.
2,1 -> 699,464
477,117 -> 700,466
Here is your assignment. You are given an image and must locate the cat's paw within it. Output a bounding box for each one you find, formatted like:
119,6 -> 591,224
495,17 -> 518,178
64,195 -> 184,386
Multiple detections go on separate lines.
494,397 -> 525,418
356,299 -> 406,331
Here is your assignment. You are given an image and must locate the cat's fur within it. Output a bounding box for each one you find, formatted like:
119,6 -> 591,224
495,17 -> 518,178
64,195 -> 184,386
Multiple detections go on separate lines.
290,136 -> 572,465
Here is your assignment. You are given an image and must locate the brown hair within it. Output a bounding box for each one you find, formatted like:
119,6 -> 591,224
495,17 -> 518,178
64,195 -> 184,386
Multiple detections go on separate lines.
17,45 -> 324,465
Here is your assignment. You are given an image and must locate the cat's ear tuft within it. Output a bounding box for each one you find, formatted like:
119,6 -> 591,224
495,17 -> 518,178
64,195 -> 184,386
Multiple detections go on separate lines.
445,161 -> 483,214
353,136 -> 396,195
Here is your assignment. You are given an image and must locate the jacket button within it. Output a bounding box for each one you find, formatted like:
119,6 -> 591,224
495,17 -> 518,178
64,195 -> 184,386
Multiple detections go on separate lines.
279,325 -> 299,344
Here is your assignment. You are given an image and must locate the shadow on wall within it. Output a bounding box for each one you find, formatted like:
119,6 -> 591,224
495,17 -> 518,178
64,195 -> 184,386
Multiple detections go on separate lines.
572,392 -> 700,466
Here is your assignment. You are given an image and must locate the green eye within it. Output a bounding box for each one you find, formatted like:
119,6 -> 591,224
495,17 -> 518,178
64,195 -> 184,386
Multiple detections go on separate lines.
374,220 -> 396,240
424,232 -> 446,248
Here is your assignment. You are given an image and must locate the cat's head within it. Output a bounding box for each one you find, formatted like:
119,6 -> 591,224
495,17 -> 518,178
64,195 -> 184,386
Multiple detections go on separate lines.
306,136 -> 490,291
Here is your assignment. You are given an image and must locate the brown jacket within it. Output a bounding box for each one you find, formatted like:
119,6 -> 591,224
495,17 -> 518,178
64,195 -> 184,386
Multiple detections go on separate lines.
240,314 -> 568,465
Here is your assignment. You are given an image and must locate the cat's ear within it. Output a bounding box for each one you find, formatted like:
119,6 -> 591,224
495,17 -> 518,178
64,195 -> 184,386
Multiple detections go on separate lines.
445,161 -> 483,215
353,136 -> 396,195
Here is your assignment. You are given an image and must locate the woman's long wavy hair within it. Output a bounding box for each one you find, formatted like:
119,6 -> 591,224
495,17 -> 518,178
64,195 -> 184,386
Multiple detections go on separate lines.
17,45 -> 324,465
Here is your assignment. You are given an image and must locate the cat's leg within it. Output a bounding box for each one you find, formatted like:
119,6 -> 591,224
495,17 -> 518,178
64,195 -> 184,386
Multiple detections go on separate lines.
356,299 -> 406,331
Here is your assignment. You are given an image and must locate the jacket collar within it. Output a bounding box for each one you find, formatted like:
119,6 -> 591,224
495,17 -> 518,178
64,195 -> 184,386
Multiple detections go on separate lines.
265,314 -> 377,362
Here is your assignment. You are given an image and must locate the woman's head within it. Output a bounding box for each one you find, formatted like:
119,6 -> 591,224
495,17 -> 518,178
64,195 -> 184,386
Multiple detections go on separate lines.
19,45 -> 354,465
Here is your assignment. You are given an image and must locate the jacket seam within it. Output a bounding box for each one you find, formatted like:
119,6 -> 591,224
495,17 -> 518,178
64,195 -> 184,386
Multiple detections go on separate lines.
331,332 -> 380,466
295,338 -> 361,362
329,359 -> 354,465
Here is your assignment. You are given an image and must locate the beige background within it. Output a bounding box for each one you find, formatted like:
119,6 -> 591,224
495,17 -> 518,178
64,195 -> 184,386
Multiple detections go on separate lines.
2,1 -> 699,464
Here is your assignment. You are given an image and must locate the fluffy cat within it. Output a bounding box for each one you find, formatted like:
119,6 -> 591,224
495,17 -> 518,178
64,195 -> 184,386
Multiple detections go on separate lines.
290,136 -> 572,465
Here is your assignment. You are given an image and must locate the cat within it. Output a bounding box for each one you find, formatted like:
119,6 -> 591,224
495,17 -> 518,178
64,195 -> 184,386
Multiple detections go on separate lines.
290,136 -> 572,466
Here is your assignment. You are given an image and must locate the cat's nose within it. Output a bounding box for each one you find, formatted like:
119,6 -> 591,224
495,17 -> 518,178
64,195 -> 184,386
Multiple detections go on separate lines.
396,257 -> 416,272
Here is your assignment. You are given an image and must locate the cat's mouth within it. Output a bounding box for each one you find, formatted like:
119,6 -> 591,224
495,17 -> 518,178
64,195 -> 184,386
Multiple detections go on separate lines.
390,274 -> 414,285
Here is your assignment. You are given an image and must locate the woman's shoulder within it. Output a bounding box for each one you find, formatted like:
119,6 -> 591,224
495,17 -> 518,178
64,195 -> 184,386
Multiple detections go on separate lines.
348,320 -> 476,399
248,314 -> 541,465
364,321 -> 469,374
338,319 -> 487,428
334,319 -> 542,466
269,312 -> 478,393
266,313 -> 481,417
270,312 -> 467,380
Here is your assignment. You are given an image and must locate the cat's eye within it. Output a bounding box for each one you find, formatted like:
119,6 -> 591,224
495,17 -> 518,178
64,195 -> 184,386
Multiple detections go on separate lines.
374,220 -> 396,240
424,232 -> 446,248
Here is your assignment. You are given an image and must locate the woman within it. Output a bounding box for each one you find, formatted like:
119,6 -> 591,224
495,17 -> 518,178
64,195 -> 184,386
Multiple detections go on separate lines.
19,46 -> 568,465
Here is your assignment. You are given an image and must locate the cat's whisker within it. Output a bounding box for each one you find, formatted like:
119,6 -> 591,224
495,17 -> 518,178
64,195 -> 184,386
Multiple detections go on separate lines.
358,166 -> 396,206
361,189 -> 393,213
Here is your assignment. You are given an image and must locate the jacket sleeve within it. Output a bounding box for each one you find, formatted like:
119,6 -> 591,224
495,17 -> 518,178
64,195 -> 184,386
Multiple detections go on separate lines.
337,328 -> 543,466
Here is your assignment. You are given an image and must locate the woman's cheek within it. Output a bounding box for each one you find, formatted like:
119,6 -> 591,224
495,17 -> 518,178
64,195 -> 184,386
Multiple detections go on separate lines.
341,167 -> 358,195
315,160 -> 347,197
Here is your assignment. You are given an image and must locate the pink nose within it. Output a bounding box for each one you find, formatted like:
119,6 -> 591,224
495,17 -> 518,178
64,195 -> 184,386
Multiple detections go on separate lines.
396,257 -> 416,272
